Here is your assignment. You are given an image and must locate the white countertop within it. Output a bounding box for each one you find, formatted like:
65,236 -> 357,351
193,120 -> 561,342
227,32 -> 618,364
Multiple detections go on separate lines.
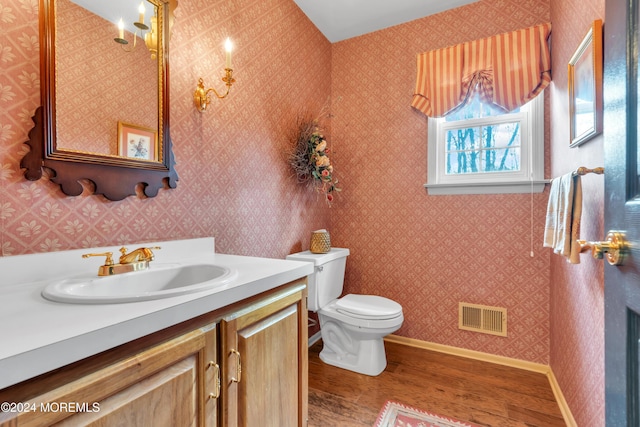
0,237 -> 313,390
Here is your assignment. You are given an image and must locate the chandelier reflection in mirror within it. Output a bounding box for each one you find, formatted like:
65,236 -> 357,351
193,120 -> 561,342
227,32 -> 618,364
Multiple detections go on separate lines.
194,38 -> 236,112
113,2 -> 158,59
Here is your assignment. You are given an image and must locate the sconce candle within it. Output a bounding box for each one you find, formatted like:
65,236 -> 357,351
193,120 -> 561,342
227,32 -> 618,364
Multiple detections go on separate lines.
118,18 -> 124,40
138,2 -> 145,25
134,2 -> 150,30
225,38 -> 233,69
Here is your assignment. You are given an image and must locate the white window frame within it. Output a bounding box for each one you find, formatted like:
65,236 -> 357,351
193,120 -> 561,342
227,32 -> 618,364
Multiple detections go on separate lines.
425,93 -> 546,195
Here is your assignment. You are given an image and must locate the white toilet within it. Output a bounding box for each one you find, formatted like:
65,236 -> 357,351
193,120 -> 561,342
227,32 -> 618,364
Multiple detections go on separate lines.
287,248 -> 403,376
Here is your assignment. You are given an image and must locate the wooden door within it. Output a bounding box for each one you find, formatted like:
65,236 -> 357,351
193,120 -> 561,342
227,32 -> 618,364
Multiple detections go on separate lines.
604,0 -> 640,424
237,305 -> 299,426
220,282 -> 308,427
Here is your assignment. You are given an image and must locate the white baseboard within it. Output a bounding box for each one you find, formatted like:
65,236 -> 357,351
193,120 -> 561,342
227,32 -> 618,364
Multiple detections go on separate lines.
546,367 -> 577,427
384,334 -> 576,427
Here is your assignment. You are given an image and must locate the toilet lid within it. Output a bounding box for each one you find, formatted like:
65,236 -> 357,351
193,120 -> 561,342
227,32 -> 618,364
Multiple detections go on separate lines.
335,294 -> 402,320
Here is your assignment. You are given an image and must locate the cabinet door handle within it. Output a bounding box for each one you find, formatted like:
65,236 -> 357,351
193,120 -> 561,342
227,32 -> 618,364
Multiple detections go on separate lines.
207,361 -> 220,399
230,349 -> 242,383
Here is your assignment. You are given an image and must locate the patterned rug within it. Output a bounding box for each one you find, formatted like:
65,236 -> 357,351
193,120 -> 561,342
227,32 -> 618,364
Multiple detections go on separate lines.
374,401 -> 481,427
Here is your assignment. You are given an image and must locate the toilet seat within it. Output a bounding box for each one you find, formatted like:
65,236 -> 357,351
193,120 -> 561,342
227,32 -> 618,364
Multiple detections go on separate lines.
335,294 -> 402,320
320,295 -> 404,330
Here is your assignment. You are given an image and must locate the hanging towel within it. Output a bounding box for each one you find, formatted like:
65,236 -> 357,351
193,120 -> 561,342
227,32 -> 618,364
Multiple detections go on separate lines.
543,173 -> 583,263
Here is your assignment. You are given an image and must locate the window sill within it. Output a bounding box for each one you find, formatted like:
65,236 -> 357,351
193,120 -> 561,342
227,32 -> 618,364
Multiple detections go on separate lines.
424,180 -> 549,195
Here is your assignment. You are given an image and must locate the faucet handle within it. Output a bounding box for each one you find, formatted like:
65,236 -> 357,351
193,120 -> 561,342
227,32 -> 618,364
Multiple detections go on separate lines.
119,246 -> 161,255
82,252 -> 114,266
118,246 -> 162,264
120,246 -> 162,255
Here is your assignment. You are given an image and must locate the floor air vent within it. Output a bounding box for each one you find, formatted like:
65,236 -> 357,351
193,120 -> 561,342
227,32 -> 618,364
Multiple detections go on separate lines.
458,303 -> 507,337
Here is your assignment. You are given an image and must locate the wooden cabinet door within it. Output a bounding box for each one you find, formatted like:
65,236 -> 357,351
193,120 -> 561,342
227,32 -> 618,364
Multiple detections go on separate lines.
0,324 -> 219,427
220,282 -> 308,427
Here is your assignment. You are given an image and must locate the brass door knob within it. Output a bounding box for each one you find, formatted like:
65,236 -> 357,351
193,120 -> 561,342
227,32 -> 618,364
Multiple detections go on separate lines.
578,231 -> 629,266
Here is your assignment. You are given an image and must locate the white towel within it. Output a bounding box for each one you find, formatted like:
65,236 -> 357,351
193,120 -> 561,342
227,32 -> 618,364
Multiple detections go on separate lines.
543,173 -> 582,264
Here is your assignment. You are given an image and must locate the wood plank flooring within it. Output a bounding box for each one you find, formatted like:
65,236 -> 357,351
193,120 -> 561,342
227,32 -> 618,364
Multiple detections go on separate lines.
308,340 -> 566,427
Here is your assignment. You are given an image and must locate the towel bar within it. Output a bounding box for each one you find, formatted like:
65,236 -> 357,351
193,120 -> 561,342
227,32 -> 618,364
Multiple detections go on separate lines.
573,166 -> 604,176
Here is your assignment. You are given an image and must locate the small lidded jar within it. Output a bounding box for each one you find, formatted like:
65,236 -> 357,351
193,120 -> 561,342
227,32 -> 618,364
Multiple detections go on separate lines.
310,229 -> 331,254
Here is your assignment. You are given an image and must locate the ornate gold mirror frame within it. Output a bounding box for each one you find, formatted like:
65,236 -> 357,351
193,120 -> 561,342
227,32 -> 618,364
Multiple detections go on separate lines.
21,0 -> 178,201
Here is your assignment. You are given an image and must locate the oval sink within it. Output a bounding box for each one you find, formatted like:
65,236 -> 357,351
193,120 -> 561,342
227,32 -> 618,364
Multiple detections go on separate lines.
42,263 -> 238,304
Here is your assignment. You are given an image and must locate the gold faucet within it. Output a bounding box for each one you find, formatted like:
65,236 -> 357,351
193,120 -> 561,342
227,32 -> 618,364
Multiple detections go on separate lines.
83,246 -> 161,276
119,246 -> 159,264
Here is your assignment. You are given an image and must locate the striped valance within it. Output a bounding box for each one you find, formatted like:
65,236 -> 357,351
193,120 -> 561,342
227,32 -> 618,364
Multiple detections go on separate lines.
411,23 -> 552,118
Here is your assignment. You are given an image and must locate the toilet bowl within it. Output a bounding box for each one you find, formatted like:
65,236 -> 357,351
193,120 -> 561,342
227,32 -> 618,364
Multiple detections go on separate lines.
286,248 -> 403,376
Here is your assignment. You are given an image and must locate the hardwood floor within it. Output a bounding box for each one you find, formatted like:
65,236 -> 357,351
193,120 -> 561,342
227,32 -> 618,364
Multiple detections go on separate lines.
308,340 -> 566,427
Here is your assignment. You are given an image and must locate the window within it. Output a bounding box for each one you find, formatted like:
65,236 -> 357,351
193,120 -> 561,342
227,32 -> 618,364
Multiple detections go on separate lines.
425,92 -> 545,195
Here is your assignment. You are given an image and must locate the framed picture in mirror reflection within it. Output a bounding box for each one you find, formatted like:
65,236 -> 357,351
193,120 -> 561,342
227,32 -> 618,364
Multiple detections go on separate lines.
118,122 -> 158,160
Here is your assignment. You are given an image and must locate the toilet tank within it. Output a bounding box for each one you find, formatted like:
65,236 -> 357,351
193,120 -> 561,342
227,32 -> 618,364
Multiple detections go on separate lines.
286,248 -> 349,311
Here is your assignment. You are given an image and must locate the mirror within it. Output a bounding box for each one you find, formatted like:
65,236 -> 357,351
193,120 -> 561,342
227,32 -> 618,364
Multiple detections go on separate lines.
56,0 -> 159,158
21,0 -> 178,201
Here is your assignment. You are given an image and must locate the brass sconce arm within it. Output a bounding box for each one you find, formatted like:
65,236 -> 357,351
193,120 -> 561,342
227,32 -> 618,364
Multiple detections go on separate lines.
194,70 -> 235,112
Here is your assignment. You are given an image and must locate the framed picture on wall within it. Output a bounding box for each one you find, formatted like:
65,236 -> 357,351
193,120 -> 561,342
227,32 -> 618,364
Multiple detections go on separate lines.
568,19 -> 603,148
117,122 -> 158,160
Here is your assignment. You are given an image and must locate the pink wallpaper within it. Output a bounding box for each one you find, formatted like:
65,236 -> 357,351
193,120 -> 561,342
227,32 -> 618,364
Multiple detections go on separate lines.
549,0 -> 605,425
56,0 -> 158,156
1,0 -> 331,256
1,0 -> 604,422
330,0 -> 551,364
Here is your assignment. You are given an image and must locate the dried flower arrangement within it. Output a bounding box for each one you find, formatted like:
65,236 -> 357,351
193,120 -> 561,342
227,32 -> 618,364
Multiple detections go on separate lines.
288,107 -> 341,205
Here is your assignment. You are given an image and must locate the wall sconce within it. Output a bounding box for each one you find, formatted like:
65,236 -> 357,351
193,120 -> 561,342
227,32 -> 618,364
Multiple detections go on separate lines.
194,38 -> 236,113
113,2 -> 157,60
144,15 -> 158,60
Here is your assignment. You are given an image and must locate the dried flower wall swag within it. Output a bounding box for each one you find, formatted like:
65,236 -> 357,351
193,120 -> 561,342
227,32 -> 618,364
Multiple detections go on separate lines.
288,106 -> 341,205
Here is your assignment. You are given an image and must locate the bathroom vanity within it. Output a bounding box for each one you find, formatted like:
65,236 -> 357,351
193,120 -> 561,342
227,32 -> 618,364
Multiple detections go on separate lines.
0,238 -> 313,426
